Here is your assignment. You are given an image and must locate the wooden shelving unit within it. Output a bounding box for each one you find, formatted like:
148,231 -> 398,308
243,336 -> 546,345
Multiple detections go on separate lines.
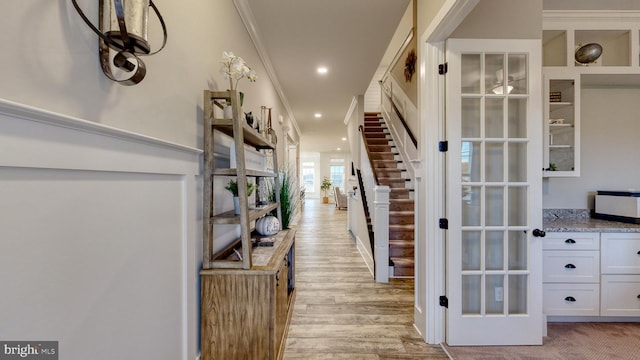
202,89 -> 281,270
200,90 -> 295,360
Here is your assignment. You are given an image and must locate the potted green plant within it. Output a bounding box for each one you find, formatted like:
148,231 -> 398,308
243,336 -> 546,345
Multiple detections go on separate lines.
320,177 -> 332,204
225,179 -> 256,215
267,169 -> 300,229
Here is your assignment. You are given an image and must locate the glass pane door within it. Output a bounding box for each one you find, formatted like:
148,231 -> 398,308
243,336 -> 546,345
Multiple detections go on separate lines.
446,39 -> 543,346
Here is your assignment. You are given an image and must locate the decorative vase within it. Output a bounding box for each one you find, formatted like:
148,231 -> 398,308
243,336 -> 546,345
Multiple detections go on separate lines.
233,196 -> 240,215
223,105 -> 233,119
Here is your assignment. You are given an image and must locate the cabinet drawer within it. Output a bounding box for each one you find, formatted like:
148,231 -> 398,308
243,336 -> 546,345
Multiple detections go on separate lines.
543,232 -> 599,250
543,250 -> 600,283
543,283 -> 600,316
601,275 -> 640,316
601,233 -> 640,274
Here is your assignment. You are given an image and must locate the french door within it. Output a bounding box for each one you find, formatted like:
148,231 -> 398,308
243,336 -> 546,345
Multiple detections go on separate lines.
445,39 -> 544,345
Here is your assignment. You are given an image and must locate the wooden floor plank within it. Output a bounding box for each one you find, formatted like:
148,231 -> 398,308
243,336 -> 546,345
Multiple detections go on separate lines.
283,199 -> 448,359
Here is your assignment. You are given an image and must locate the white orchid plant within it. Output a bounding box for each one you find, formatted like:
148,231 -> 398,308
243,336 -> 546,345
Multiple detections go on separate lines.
220,51 -> 257,91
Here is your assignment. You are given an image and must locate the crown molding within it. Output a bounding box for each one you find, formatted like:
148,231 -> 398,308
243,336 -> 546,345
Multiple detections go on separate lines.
233,0 -> 301,141
543,10 -> 640,23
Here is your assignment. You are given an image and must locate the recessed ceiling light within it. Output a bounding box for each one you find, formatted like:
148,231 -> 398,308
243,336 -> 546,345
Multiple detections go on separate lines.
341,137 -> 347,141
314,113 -> 322,118
317,67 -> 328,74
337,147 -> 341,151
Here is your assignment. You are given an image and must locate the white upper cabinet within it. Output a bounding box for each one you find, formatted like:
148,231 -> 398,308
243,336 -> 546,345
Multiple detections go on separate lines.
542,11 -> 640,177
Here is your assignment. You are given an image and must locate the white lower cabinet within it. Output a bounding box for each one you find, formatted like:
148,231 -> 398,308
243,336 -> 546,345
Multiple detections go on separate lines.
601,275 -> 640,316
543,283 -> 600,316
544,231 -> 640,319
543,232 -> 600,317
600,233 -> 640,316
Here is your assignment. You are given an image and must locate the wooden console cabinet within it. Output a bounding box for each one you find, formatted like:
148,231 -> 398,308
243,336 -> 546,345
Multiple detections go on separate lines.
200,229 -> 296,360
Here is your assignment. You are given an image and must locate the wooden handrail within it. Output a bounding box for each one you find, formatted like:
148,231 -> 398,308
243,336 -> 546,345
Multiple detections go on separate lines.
379,80 -> 418,148
359,125 -> 380,185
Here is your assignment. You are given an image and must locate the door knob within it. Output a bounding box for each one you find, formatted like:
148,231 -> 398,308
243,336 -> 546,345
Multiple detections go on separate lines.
532,229 -> 546,237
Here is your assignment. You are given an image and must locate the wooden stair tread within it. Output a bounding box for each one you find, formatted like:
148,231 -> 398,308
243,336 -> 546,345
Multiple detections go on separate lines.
390,257 -> 414,264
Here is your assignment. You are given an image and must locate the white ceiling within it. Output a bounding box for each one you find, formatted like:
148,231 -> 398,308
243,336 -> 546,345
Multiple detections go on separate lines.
242,0 -> 410,153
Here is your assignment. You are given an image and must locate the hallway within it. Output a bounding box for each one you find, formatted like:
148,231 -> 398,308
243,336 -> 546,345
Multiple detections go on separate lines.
283,199 -> 448,359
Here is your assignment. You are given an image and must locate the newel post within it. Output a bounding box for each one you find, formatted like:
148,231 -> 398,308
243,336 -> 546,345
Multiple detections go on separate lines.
374,185 -> 390,283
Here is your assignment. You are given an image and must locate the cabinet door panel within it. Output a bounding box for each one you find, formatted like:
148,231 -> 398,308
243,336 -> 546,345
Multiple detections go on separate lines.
601,233 -> 640,274
601,275 -> 640,316
543,232 -> 599,251
543,250 -> 599,283
543,283 -> 599,316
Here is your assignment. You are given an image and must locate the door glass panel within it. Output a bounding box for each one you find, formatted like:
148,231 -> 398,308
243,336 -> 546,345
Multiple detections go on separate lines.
485,187 -> 504,226
508,98 -> 527,138
485,54 -> 505,94
462,275 -> 482,315
462,186 -> 481,226
508,54 -> 528,95
508,142 -> 527,182
461,54 -> 481,94
485,98 -> 504,138
462,231 -> 481,271
508,274 -> 528,314
485,142 -> 504,182
508,231 -> 527,270
462,141 -> 481,182
486,275 -> 505,315
462,98 -> 481,137
486,231 -> 504,271
508,186 -> 527,226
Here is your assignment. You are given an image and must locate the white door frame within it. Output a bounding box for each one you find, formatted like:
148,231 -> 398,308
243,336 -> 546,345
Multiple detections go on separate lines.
415,0 -> 479,344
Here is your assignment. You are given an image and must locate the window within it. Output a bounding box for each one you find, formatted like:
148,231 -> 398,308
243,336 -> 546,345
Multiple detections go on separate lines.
302,162 -> 315,193
330,163 -> 345,191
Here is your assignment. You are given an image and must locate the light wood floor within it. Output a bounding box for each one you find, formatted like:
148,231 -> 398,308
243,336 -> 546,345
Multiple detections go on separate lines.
283,199 -> 449,359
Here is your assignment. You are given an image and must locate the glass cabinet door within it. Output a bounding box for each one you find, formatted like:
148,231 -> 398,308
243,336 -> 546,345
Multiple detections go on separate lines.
543,70 -> 580,177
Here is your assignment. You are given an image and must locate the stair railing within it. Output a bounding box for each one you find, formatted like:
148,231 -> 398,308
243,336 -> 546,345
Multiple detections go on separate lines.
359,125 -> 390,283
379,77 -> 419,183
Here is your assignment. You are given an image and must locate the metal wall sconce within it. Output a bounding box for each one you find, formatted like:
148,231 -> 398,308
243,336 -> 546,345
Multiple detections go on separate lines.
71,0 -> 168,85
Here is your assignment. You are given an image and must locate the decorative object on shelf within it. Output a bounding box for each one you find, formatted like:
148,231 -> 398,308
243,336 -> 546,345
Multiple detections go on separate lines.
266,107 -> 277,144
255,215 -> 280,236
71,0 -> 168,85
245,111 -> 255,128
268,169 -> 299,229
320,177 -> 332,204
404,49 -> 416,82
549,91 -> 562,102
256,177 -> 269,206
575,43 -> 603,65
225,179 -> 256,215
220,51 -> 257,91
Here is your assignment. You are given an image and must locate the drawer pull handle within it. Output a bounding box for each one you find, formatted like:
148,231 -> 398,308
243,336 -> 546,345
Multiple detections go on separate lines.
565,264 -> 576,269
565,296 -> 576,302
565,239 -> 576,244
637,294 -> 640,299
637,251 -> 640,255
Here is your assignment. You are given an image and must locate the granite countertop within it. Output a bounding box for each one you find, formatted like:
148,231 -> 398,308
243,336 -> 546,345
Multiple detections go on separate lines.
543,209 -> 640,233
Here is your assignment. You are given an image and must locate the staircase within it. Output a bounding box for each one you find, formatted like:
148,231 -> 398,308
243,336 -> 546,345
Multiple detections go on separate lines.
363,112 -> 415,277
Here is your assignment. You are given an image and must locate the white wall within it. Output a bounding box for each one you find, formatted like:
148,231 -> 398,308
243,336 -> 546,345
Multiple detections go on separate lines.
0,1 -> 291,150
0,103 -> 200,360
543,86 -> 640,209
0,1 -> 292,359
450,0 -> 542,39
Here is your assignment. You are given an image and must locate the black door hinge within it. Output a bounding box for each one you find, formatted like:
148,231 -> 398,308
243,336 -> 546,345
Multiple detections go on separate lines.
439,218 -> 448,229
439,141 -> 448,152
439,295 -> 449,308
438,63 -> 448,75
